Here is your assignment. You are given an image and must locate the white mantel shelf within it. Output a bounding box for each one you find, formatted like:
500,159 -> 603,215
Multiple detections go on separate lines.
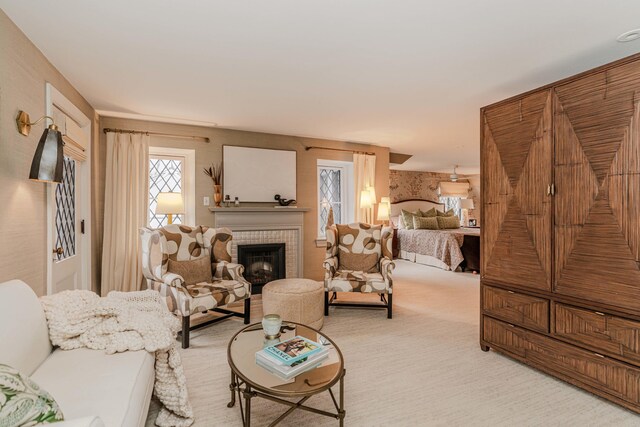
208,207 -> 310,212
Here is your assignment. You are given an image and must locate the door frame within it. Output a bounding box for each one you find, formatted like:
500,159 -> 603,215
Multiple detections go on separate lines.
45,83 -> 92,294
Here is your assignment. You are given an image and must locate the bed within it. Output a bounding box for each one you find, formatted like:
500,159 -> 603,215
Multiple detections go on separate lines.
390,199 -> 480,271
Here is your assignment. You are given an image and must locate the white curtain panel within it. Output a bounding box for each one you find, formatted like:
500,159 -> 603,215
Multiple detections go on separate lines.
101,132 -> 149,295
353,153 -> 376,223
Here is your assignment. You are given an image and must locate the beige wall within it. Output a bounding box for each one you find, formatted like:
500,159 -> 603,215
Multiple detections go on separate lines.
97,117 -> 390,288
0,10 -> 95,295
389,170 -> 480,221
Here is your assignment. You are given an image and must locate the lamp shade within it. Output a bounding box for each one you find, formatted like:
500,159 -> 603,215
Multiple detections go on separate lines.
377,201 -> 390,221
29,125 -> 64,183
438,181 -> 469,197
156,192 -> 185,215
360,189 -> 372,208
460,198 -> 475,209
380,196 -> 391,206
366,185 -> 377,203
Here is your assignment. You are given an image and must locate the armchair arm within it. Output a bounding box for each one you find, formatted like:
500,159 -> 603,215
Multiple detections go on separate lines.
213,260 -> 247,282
161,272 -> 185,288
323,256 -> 338,281
379,257 -> 395,283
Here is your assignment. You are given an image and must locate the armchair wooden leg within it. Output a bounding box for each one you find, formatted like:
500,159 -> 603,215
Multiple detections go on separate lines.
387,293 -> 393,319
244,298 -> 251,325
181,315 -> 190,349
324,291 -> 329,316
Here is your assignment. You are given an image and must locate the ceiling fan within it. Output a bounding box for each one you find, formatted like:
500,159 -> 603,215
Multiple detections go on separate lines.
450,165 -> 459,182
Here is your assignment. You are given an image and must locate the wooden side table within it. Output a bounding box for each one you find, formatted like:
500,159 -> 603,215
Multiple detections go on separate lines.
460,231 -> 480,273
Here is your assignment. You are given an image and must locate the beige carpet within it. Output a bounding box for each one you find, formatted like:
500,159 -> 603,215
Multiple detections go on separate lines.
146,261 -> 639,426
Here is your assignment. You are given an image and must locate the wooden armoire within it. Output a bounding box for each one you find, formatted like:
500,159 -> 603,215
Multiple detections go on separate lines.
480,52 -> 640,413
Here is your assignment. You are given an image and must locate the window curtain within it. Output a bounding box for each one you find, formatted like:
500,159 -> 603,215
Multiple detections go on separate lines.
101,132 -> 149,295
353,153 -> 376,223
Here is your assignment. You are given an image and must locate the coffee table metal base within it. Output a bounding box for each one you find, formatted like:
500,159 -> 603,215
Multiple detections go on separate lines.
228,369 -> 346,427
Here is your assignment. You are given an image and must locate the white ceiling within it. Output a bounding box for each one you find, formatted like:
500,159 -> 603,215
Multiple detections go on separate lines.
3,1 -> 640,174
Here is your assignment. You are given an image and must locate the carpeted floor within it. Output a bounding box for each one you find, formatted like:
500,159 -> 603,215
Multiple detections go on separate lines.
146,261 -> 639,426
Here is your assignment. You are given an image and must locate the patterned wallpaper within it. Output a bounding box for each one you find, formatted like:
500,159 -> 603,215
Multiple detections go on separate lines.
389,170 -> 481,222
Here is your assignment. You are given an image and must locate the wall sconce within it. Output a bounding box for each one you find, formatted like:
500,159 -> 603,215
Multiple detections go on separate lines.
16,110 -> 64,183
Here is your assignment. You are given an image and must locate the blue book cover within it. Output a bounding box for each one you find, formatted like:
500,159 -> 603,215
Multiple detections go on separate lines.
263,336 -> 323,366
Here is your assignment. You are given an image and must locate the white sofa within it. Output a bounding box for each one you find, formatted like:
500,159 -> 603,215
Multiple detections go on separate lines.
0,280 -> 155,427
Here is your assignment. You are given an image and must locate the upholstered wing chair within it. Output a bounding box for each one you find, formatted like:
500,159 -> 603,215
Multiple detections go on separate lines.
140,224 -> 251,348
323,223 -> 395,318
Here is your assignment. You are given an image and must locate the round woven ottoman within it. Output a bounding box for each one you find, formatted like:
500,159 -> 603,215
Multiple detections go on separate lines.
262,279 -> 324,330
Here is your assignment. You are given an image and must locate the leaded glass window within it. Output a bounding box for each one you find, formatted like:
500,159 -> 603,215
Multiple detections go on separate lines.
439,196 -> 461,217
55,156 -> 75,260
149,157 -> 183,228
318,166 -> 344,237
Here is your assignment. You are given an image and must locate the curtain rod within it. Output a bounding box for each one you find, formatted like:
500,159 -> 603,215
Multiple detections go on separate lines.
103,128 -> 210,143
305,146 -> 375,156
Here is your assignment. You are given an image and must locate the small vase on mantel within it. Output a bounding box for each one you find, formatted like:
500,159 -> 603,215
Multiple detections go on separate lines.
213,185 -> 222,207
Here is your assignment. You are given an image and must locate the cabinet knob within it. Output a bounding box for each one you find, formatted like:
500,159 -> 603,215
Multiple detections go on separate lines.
53,247 -> 63,256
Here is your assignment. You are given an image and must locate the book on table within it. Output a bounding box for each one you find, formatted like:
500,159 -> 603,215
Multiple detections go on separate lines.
262,336 -> 325,366
256,349 -> 329,380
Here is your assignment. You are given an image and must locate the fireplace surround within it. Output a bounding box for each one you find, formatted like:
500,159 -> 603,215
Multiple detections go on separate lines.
209,206 -> 309,285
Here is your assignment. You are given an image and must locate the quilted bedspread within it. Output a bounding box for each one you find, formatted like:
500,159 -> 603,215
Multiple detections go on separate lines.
397,228 -> 478,271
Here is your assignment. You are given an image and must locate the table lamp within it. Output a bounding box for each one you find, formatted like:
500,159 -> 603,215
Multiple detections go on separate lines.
156,192 -> 184,225
376,200 -> 390,225
360,190 -> 373,223
460,198 -> 475,227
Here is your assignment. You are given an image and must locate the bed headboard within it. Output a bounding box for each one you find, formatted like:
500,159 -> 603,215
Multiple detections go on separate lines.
389,199 -> 445,218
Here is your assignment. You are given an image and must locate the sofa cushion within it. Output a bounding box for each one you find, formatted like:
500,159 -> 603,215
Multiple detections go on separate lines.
328,271 -> 388,293
160,224 -> 205,261
338,251 -> 379,273
0,363 -> 64,425
0,280 -> 52,376
31,348 -> 154,427
168,256 -> 212,286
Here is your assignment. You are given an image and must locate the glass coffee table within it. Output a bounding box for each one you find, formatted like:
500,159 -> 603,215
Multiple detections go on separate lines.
227,321 -> 346,426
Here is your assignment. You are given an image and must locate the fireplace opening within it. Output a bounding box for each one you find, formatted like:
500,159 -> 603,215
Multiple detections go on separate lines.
237,243 -> 285,294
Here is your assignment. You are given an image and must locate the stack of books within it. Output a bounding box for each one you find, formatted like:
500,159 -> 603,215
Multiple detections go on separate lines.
256,336 -> 329,379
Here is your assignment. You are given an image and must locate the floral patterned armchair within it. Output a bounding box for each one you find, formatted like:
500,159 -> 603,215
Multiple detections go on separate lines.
323,223 -> 395,318
140,224 -> 251,348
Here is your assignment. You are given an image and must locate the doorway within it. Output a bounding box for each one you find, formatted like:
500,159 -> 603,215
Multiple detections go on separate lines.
46,83 -> 92,294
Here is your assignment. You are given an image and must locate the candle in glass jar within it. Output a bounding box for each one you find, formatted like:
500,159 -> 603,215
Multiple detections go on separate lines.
262,314 -> 282,339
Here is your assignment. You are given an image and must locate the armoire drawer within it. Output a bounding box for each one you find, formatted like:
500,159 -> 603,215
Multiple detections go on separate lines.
482,285 -> 549,333
555,303 -> 640,365
483,317 -> 640,406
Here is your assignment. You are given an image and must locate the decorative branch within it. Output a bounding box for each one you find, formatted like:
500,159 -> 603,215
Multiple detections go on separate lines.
203,163 -> 222,185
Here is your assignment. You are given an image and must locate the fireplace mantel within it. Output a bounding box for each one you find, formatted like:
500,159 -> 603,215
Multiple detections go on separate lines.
209,206 -> 310,213
209,206 -> 308,278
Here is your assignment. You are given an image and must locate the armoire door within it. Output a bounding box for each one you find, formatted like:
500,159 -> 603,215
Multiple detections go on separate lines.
554,60 -> 640,311
481,89 -> 552,291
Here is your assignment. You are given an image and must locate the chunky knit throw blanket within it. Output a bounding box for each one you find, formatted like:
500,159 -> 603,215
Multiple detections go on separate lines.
40,289 -> 194,427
